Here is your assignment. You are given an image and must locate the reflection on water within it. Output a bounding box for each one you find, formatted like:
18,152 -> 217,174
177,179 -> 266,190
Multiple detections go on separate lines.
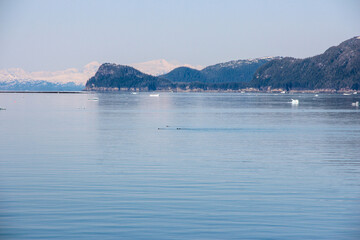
0,92 -> 360,239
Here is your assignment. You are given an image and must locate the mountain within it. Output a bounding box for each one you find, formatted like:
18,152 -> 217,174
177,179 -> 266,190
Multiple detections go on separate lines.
251,37 -> 360,90
0,61 -> 100,85
129,59 -> 203,76
0,61 -> 100,91
0,80 -> 84,91
85,58 -> 280,91
85,62 -> 254,91
85,63 -> 172,91
159,66 -> 207,83
160,57 -> 277,83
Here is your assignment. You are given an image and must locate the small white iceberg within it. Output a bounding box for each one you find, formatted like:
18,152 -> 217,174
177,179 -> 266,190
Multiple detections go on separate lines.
351,101 -> 359,107
149,94 -> 159,97
131,92 -> 137,95
0,107 -> 6,110
291,99 -> 299,105
88,98 -> 99,101
353,92 -> 358,95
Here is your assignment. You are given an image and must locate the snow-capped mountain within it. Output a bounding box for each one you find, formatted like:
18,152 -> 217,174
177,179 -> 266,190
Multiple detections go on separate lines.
129,59 -> 203,76
0,61 -> 100,85
0,80 -> 85,91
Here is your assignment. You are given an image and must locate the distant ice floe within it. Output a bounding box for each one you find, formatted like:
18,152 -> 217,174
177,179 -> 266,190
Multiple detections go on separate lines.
352,101 -> 359,107
291,99 -> 299,105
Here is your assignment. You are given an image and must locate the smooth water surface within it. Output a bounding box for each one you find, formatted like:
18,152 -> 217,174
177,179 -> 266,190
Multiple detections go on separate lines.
0,92 -> 360,239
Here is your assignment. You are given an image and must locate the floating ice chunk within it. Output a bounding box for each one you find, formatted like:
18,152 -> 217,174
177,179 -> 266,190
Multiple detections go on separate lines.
291,99 -> 299,105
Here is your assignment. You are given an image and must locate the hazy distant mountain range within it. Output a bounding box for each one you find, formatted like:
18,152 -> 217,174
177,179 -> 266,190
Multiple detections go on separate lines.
0,61 -> 100,85
0,80 -> 85,91
0,62 -> 100,91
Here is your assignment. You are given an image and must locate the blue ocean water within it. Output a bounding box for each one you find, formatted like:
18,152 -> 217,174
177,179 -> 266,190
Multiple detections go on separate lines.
0,92 -> 360,239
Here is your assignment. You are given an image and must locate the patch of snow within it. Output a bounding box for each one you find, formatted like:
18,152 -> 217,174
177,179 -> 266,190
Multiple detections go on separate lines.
210,57 -> 280,69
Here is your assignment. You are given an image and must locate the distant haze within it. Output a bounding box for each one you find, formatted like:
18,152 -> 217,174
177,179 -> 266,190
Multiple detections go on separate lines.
0,0 -> 359,71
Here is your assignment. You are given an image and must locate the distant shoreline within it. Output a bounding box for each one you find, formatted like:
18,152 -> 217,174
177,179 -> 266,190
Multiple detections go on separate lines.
83,87 -> 358,94
0,91 -> 84,94
1,89 -> 357,94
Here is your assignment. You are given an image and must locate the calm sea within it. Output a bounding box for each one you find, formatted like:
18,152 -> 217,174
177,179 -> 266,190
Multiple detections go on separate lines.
0,92 -> 360,239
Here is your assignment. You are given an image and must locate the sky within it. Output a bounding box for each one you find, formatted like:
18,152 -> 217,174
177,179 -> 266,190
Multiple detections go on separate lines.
0,0 -> 359,71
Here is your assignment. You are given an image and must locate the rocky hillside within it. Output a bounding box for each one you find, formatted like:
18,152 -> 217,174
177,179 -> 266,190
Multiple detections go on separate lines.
159,67 -> 207,83
161,57 -> 277,83
251,37 -> 360,90
85,37 -> 360,91
85,63 -> 172,90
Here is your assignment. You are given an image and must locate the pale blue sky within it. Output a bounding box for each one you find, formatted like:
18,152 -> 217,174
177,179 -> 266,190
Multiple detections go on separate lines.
0,0 -> 359,71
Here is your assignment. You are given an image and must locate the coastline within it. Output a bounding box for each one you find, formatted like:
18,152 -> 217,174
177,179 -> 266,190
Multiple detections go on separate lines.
0,88 -> 357,94
83,87 -> 358,94
0,91 -> 84,94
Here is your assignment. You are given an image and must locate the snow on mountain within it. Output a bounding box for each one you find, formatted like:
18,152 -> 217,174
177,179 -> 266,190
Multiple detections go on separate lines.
0,61 -> 100,85
129,59 -> 203,76
210,57 -> 280,69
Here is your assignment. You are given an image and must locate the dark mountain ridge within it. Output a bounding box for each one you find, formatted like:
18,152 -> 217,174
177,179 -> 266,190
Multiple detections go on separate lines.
251,37 -> 360,90
85,37 -> 360,91
160,57 -> 277,83
85,63 -> 172,90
